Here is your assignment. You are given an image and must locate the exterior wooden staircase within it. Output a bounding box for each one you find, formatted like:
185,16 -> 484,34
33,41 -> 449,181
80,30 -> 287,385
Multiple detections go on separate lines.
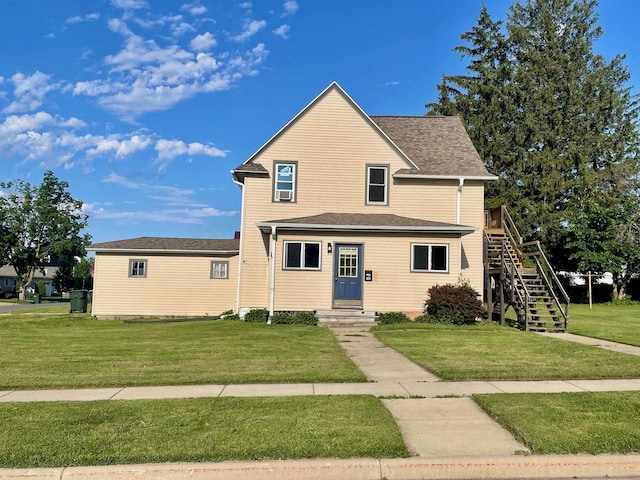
484,206 -> 569,332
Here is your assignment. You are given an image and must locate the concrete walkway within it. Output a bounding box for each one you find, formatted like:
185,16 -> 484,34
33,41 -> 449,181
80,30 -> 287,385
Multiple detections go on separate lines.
538,331 -> 640,356
330,327 -> 439,382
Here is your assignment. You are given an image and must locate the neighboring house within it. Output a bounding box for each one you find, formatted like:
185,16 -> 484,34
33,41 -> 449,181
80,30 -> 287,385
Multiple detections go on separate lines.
89,82 -> 496,319
0,259 -> 62,297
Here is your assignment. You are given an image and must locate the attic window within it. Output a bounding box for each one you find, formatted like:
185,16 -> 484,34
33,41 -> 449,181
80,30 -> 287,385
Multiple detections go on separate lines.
366,165 -> 388,205
273,162 -> 297,202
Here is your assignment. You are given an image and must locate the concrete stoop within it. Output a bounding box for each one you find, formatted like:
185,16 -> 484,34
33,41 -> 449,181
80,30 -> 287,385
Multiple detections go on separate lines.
316,309 -> 376,327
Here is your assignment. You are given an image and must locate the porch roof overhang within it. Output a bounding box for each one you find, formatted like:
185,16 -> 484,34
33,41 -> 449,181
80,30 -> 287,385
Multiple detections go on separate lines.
256,212 -> 475,235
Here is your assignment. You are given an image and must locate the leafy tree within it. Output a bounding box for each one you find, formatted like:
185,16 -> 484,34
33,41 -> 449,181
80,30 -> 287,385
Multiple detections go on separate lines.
73,257 -> 94,290
0,171 -> 90,300
53,257 -> 75,293
428,0 -> 640,276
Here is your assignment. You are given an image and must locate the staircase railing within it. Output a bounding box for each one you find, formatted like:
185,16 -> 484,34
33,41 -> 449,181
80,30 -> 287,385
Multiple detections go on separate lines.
521,241 -> 570,330
500,239 -> 531,331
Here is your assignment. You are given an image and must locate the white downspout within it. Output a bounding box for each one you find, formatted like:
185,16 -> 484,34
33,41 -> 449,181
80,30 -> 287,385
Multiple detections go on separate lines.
456,178 -> 465,224
268,225 -> 276,324
232,176 -> 245,314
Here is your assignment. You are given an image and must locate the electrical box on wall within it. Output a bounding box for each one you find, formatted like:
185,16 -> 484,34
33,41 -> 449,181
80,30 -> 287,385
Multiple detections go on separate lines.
365,270 -> 373,281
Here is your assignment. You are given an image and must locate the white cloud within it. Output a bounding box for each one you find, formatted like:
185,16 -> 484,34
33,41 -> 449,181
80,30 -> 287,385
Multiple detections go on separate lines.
233,19 -> 266,42
272,24 -> 290,39
111,0 -> 148,10
154,139 -> 225,171
282,0 -> 298,16
384,81 -> 400,86
87,134 -> 152,158
181,3 -> 207,15
66,13 -> 100,24
190,32 -> 216,51
85,204 -> 238,225
45,33 -> 56,39
3,72 -> 58,113
239,2 -> 252,9
0,111 -> 56,137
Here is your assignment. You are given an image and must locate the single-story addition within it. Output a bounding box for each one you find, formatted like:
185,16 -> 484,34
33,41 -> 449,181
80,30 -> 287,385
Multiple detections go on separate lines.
89,82 -> 495,320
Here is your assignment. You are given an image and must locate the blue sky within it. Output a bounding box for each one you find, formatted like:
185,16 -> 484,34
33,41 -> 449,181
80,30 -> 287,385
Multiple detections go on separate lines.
0,0 -> 638,244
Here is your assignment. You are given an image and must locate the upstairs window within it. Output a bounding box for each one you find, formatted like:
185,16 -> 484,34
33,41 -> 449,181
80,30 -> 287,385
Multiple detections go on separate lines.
283,241 -> 321,270
367,165 -> 388,205
274,162 -> 297,202
411,244 -> 448,272
129,259 -> 147,277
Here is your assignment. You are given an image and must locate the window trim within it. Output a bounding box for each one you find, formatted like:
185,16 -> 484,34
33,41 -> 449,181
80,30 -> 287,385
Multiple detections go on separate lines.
129,259 -> 147,278
272,161 -> 298,203
411,243 -> 449,273
366,164 -> 389,205
210,261 -> 229,279
283,241 -> 322,270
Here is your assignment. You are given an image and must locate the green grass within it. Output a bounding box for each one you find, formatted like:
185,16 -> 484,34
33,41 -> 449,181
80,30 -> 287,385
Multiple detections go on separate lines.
0,312 -> 365,389
0,395 -> 409,468
475,391 -> 640,454
373,322 -> 640,380
569,303 -> 640,347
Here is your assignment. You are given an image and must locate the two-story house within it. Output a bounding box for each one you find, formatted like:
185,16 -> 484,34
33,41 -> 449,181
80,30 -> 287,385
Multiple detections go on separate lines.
89,82 -> 495,319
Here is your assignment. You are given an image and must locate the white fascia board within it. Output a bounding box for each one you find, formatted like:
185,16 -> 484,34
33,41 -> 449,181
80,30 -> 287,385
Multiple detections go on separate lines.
256,222 -> 476,235
393,173 -> 498,181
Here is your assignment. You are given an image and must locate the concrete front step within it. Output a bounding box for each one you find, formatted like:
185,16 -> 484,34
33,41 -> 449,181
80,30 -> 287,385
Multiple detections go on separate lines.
316,309 -> 377,327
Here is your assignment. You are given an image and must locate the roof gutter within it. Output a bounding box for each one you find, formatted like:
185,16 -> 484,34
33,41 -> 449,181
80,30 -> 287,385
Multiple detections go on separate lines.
256,222 -> 475,235
90,248 -> 239,255
392,174 -> 498,181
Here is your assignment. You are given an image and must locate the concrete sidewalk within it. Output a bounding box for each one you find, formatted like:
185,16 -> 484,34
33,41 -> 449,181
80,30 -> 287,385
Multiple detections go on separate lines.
2,455 -> 640,480
538,331 -> 640,356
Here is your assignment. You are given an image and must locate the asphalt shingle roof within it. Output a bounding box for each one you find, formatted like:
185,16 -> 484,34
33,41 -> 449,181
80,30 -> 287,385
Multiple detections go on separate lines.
89,237 -> 239,253
370,116 -> 491,177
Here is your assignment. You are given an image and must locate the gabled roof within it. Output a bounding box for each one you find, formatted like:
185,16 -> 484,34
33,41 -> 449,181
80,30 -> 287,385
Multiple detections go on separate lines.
89,237 -> 239,254
257,212 -> 474,235
370,116 -> 493,178
232,81 -> 496,181
231,81 -> 418,181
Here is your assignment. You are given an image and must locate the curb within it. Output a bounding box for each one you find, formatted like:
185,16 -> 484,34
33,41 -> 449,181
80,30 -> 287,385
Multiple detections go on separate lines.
2,455 -> 640,480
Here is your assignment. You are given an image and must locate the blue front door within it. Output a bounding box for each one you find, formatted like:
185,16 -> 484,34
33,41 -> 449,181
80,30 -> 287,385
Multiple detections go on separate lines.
333,244 -> 363,307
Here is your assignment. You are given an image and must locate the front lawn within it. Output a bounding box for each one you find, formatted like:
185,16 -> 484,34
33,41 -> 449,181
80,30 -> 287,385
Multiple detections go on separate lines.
569,303 -> 640,347
373,322 -> 640,380
475,391 -> 640,454
0,313 -> 365,389
0,395 -> 408,468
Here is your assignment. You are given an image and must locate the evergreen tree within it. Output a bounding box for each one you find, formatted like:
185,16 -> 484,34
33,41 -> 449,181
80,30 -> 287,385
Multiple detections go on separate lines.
429,0 -> 640,274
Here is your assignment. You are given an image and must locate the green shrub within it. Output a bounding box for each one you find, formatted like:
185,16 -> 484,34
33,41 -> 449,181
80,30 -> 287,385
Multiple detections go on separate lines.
376,311 -> 410,325
244,308 -> 269,323
270,312 -> 293,324
270,311 -> 319,325
414,313 -> 443,324
425,283 -> 484,325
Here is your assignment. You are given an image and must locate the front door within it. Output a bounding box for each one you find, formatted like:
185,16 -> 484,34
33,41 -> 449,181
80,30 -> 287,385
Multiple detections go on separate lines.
333,243 -> 363,307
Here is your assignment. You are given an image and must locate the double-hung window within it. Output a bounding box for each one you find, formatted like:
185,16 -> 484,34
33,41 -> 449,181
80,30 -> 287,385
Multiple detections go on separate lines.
411,244 -> 448,272
129,259 -> 147,277
366,165 -> 388,205
283,241 -> 321,270
211,261 -> 229,279
274,162 -> 297,202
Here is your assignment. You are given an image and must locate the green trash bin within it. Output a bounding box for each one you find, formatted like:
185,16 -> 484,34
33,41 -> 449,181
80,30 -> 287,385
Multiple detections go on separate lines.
33,293 -> 41,304
70,290 -> 88,313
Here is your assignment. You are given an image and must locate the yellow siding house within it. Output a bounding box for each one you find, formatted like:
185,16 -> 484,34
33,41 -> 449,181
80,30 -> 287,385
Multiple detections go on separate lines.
90,82 -> 495,320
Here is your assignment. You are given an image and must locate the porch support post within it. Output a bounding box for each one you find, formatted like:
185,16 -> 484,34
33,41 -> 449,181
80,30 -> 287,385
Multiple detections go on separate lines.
486,273 -> 493,321
499,280 -> 505,326
268,226 -> 277,324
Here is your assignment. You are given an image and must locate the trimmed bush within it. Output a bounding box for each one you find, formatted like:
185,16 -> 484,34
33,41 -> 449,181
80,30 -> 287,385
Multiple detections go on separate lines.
244,308 -> 269,323
425,283 -> 484,325
292,311 -> 319,325
270,311 -> 319,325
376,311 -> 410,325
